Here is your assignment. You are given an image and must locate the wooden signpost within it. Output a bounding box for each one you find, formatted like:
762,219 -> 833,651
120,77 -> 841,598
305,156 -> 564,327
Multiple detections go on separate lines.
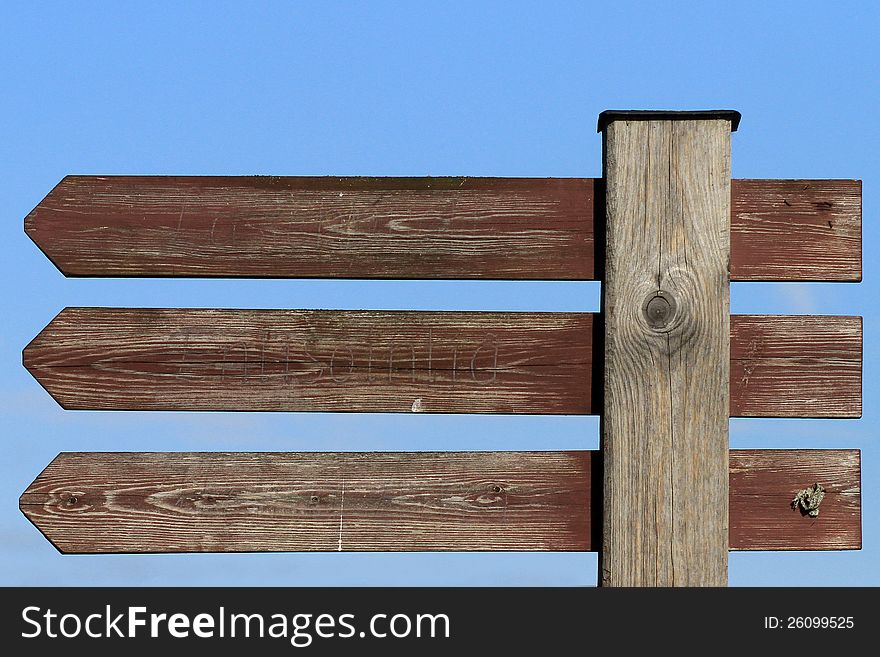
20,110 -> 864,586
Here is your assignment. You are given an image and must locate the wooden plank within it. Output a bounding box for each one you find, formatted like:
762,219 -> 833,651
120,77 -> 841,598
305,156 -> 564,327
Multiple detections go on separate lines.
601,116 -> 732,586
731,179 -> 861,282
730,450 -> 861,551
23,308 -> 595,415
20,452 -> 594,553
731,315 -> 862,418
19,450 -> 860,554
24,176 -> 860,281
25,176 -> 595,280
23,309 -> 861,417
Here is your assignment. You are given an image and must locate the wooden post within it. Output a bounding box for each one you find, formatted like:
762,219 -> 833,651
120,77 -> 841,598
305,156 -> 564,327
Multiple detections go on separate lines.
599,110 -> 739,586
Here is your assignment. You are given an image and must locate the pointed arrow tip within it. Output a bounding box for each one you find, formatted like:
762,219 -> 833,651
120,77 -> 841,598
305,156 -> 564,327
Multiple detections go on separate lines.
24,177 -> 77,278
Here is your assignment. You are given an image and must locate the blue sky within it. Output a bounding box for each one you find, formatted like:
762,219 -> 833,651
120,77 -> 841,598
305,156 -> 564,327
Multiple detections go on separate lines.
0,1 -> 876,586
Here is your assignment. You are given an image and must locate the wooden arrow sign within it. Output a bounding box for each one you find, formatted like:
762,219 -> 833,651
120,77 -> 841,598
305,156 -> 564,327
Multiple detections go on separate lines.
19,450 -> 860,554
25,176 -> 860,281
17,109 -> 867,587
24,308 -> 861,416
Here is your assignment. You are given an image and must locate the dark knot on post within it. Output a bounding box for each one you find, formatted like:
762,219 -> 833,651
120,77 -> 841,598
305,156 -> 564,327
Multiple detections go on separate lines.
642,290 -> 677,330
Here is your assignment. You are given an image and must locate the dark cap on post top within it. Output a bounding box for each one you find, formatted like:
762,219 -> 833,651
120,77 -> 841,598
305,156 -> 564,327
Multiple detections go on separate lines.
597,110 -> 741,132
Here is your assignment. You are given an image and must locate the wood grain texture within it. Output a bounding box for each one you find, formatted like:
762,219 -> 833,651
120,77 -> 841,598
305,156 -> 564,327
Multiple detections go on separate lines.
24,176 -> 860,281
19,450 -> 860,554
20,452 -> 593,553
24,176 -> 595,280
23,308 -> 594,415
729,450 -> 861,551
23,309 -> 861,417
731,315 -> 862,418
731,179 -> 861,282
601,118 -> 731,586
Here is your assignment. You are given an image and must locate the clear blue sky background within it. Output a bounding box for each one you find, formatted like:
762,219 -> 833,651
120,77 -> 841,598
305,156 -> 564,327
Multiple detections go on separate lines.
1,1 -> 876,586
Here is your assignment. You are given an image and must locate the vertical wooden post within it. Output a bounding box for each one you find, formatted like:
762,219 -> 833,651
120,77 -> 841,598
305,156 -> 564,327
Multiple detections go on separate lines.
599,110 -> 740,586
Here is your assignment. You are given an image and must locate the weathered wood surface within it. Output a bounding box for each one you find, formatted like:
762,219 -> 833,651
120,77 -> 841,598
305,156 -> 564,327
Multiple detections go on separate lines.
24,309 -> 861,417
729,450 -> 861,551
26,177 -> 596,280
601,117 -> 731,586
25,176 -> 860,281
731,179 -> 861,282
21,452 -> 593,553
731,315 -> 862,418
19,450 -> 860,554
24,308 -> 594,414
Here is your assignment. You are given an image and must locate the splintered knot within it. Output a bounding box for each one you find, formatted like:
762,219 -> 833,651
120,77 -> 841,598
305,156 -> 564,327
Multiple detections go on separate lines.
791,483 -> 826,518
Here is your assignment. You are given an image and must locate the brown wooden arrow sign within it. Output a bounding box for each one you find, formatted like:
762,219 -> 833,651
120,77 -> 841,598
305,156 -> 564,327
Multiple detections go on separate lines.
25,176 -> 860,281
24,308 -> 861,417
19,450 -> 860,554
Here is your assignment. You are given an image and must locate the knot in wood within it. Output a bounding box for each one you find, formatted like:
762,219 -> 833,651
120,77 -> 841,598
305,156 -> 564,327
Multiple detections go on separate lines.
792,483 -> 826,517
642,290 -> 677,330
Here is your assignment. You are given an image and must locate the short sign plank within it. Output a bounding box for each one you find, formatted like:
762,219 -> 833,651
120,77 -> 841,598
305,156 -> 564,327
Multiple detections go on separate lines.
24,309 -> 861,417
25,176 -> 860,281
730,449 -> 861,551
19,450 -> 859,554
731,315 -> 862,418
731,179 -> 861,282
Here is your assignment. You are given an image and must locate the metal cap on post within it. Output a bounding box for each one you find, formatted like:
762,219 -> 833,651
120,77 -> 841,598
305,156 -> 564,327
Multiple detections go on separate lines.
599,109 -> 737,586
597,109 -> 741,132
